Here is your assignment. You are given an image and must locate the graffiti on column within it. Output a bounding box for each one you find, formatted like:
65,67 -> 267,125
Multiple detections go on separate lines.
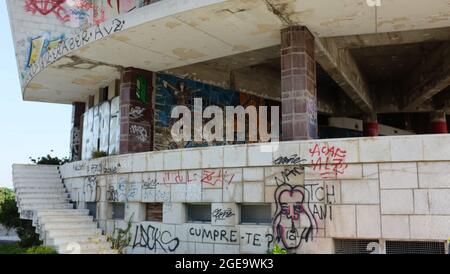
70,126 -> 81,161
130,124 -> 149,143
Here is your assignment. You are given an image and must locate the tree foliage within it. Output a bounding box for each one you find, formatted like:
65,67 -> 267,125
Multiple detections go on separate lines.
0,187 -> 41,248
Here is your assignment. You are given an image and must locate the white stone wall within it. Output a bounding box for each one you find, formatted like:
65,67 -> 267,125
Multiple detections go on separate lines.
60,135 -> 450,254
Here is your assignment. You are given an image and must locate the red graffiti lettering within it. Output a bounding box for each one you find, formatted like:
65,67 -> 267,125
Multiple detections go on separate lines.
25,0 -> 70,22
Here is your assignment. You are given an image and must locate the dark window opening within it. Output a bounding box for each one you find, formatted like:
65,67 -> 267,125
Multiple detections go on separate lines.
187,204 -> 211,223
240,204 -> 271,225
111,203 -> 125,220
86,202 -> 97,220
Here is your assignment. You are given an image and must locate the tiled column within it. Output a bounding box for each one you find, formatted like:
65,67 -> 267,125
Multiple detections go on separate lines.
281,26 -> 317,140
119,67 -> 154,154
70,102 -> 85,161
363,113 -> 379,137
430,110 -> 448,134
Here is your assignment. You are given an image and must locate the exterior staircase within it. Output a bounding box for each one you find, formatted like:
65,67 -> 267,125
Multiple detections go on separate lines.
12,164 -> 116,254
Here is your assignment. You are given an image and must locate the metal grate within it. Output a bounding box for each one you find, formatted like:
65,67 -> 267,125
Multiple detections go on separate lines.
334,239 -> 379,254
386,241 -> 445,254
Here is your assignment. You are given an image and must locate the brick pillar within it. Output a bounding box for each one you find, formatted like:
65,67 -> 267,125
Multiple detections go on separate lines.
70,102 -> 85,161
119,68 -> 154,154
430,110 -> 448,134
363,113 -> 379,137
281,26 -> 317,140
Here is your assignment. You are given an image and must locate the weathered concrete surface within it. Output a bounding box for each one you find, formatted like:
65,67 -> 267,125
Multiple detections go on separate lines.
402,42 -> 450,111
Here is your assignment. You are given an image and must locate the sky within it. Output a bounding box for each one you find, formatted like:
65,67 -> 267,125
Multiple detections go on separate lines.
0,2 -> 72,189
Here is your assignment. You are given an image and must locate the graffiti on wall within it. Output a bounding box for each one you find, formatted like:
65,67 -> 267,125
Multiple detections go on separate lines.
309,144 -> 349,179
26,35 -> 65,68
212,208 -> 235,222
132,224 -> 180,253
155,73 -> 280,151
270,156 -> 336,251
24,0 -> 70,22
82,97 -> 120,160
23,0 -> 135,24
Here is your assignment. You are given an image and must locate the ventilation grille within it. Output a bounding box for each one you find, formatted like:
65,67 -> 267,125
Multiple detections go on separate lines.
334,239 -> 379,254
386,241 -> 445,254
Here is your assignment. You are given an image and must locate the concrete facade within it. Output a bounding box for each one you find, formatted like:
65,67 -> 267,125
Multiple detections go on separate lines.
7,0 -> 450,254
60,135 -> 450,254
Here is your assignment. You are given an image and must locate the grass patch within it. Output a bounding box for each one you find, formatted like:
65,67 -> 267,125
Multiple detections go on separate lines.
0,242 -> 26,254
0,243 -> 57,254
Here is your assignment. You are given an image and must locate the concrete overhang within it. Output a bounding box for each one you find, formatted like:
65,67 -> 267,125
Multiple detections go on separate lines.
22,0 -> 450,104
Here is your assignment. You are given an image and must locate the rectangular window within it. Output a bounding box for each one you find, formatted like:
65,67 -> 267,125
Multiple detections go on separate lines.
240,204 -> 272,225
146,203 -> 163,222
86,202 -> 97,220
187,204 -> 211,223
386,241 -> 445,254
111,203 -> 125,220
334,239 -> 379,254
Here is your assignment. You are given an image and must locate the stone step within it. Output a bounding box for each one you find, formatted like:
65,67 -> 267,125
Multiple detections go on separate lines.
42,222 -> 98,230
15,185 -> 65,191
20,203 -> 73,210
15,188 -> 67,194
19,193 -> 69,199
37,215 -> 93,224
46,228 -> 102,238
13,164 -> 59,171
13,170 -> 61,179
47,235 -> 107,246
19,198 -> 69,205
57,241 -> 112,254
14,180 -> 62,186
36,209 -> 89,217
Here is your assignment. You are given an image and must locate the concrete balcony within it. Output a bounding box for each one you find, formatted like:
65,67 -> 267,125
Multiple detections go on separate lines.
20,0 -> 450,104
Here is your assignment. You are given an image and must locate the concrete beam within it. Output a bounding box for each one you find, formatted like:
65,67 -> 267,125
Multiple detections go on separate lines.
315,37 -> 374,113
402,42 -> 450,111
324,27 -> 450,49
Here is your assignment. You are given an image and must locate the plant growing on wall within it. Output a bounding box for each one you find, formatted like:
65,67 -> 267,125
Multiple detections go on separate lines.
91,150 -> 108,159
267,244 -> 288,254
106,214 -> 134,254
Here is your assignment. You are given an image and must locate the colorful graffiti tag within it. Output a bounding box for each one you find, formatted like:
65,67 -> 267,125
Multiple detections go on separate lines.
25,0 -> 70,22
26,35 -> 65,68
155,73 -> 280,151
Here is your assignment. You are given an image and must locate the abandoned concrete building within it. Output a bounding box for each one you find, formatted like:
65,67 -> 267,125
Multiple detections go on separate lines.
7,0 -> 450,254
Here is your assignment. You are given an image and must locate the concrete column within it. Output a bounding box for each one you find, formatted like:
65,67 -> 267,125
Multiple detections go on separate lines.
281,26 -> 317,140
430,110 -> 448,134
70,102 -> 85,161
363,113 -> 379,137
119,67 -> 154,154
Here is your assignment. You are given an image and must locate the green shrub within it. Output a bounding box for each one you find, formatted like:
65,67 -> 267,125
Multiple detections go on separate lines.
25,246 -> 57,254
91,151 -> 108,159
29,153 -> 69,165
